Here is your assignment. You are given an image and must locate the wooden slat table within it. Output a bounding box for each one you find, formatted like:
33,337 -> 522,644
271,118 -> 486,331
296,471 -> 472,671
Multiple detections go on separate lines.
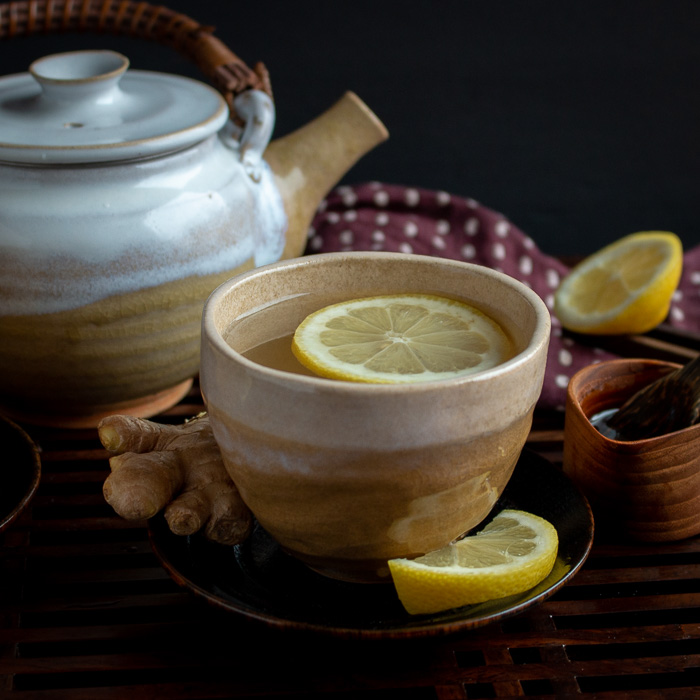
2,327 -> 700,699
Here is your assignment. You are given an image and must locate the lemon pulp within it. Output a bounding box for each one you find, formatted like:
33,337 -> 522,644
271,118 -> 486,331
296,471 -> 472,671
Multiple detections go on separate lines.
291,294 -> 513,383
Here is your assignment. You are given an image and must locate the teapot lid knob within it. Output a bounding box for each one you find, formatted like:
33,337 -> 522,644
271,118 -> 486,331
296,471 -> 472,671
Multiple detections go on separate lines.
29,50 -> 129,105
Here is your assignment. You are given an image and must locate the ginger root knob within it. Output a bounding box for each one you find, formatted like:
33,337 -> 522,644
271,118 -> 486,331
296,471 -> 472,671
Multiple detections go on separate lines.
98,413 -> 253,546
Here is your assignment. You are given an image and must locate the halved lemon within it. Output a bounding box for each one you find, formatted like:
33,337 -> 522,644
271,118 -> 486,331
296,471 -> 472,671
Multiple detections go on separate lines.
291,294 -> 512,383
554,231 -> 682,335
388,509 -> 559,615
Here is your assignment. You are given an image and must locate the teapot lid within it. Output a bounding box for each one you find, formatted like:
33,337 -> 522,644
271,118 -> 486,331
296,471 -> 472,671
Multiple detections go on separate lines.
0,50 -> 229,165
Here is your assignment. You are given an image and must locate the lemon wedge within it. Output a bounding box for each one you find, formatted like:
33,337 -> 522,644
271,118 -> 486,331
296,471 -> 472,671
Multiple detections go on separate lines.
554,231 -> 682,335
388,509 -> 558,615
291,294 -> 512,383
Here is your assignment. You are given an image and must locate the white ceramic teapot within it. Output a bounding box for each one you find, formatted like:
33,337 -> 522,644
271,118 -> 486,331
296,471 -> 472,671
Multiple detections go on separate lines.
0,5 -> 387,427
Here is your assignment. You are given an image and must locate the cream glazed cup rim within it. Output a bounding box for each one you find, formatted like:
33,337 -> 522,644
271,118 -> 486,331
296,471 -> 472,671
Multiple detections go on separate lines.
202,251 -> 551,395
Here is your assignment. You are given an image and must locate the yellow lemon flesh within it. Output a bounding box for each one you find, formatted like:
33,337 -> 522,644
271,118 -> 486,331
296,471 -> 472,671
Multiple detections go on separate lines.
388,509 -> 558,615
291,294 -> 512,383
554,231 -> 682,335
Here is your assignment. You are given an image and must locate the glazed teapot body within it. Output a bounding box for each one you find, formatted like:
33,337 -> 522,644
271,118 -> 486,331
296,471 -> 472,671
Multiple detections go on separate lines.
0,50 -> 387,426
1,66 -> 286,318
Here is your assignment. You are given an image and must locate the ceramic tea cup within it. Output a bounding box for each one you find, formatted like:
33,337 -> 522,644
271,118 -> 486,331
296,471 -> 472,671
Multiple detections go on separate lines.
563,358 -> 700,542
200,251 -> 551,582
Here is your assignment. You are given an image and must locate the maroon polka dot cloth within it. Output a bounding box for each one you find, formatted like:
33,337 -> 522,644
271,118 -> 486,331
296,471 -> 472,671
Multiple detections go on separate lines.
306,182 -> 700,411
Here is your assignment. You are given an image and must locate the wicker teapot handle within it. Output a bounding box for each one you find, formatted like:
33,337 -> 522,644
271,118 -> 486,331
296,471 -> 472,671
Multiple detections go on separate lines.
0,0 -> 271,120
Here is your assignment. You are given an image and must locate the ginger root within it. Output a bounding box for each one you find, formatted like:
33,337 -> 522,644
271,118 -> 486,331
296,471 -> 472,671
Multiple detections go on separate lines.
98,412 -> 252,546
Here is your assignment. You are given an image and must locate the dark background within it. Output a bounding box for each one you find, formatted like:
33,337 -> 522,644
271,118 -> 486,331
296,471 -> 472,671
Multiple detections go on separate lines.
3,0 -> 700,257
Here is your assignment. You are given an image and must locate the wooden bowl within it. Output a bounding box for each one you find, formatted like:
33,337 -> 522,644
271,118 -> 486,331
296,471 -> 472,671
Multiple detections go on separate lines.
563,358 -> 700,542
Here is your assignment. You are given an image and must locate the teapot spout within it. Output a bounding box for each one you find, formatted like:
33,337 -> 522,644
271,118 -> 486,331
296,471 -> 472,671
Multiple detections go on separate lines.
264,92 -> 388,260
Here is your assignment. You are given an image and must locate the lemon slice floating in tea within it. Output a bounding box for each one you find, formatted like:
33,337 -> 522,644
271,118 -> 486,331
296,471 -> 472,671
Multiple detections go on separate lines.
291,293 -> 513,383
554,231 -> 682,335
388,509 -> 559,615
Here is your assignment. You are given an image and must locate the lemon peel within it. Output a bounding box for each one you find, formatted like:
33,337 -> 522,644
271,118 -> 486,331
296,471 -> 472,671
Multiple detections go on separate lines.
388,509 -> 558,615
554,231 -> 682,335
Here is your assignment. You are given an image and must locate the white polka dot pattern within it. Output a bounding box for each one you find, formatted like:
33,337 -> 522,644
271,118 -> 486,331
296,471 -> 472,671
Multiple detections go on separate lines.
405,188 -> 420,206
308,183 -> 699,410
375,212 -> 389,226
465,217 -> 479,236
519,256 -> 533,275
341,190 -> 357,207
558,349 -> 573,366
492,242 -> 507,261
373,190 -> 389,207
461,243 -> 476,259
404,221 -> 418,237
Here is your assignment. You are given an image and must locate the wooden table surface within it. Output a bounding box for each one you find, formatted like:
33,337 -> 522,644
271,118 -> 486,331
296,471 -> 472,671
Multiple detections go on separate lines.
2,327 -> 700,699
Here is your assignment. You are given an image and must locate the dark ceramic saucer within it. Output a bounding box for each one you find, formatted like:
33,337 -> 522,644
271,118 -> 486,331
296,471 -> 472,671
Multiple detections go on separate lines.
0,415 -> 41,533
149,449 -> 593,640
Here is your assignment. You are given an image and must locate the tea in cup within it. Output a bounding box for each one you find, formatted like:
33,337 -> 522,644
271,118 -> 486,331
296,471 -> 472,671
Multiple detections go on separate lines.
200,252 -> 551,582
